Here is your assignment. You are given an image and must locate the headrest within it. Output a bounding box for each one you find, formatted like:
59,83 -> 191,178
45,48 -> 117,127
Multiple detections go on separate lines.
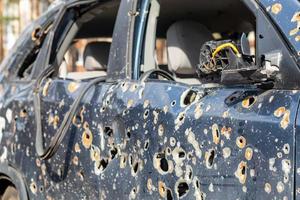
167,21 -> 212,75
83,41 -> 111,71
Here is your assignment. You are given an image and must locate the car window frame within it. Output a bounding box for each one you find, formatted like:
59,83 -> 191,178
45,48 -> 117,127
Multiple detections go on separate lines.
0,6 -> 60,84
135,0 -> 300,89
31,0 -> 137,83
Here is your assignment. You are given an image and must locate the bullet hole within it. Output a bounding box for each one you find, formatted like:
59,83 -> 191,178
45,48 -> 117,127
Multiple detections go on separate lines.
185,165 -> 193,182
242,96 -> 256,108
194,179 -> 206,200
259,34 -> 264,39
165,147 -> 172,156
283,143 -> 290,154
73,107 -> 85,127
206,149 -> 215,169
172,147 -> 186,165
175,180 -> 189,199
30,181 -> 37,194
281,110 -> 290,130
72,156 -> 79,165
153,110 -> 159,124
271,3 -> 282,15
147,178 -> 153,192
175,112 -> 186,130
158,181 -> 167,198
90,145 -> 100,161
129,186 -> 139,200
105,98 -> 110,105
170,137 -> 176,147
95,158 -> 109,175
274,107 -> 286,117
223,110 -> 229,118
144,140 -> 149,151
131,161 -> 140,176
130,84 -> 138,92
100,106 -> 106,113
178,113 -> 185,121
121,82 -> 129,92
83,122 -> 89,129
129,154 -> 134,166
181,89 -> 197,107
144,109 -> 150,119
166,188 -> 173,200
160,158 -> 169,172
73,115 -> 82,127
236,136 -> 246,149
143,100 -> 150,108
194,178 -> 200,189
223,147 -> 231,159
171,100 -> 176,107
221,126 -> 232,140
158,124 -> 164,136
67,82 -> 80,93
283,175 -> 289,183
212,124 -> 220,145
276,181 -> 285,193
235,161 -> 247,184
153,152 -> 174,175
274,107 -> 290,129
110,147 -> 118,160
39,186 -> 44,193
264,183 -> 272,194
104,127 -> 113,137
20,108 -> 28,118
48,114 -> 59,129
127,99 -> 134,109
119,153 -> 128,169
82,129 -> 93,149
245,147 -> 253,161
123,109 -> 129,116
282,159 -> 291,175
179,151 -> 186,158
126,130 -> 131,139
185,128 -> 202,158
74,143 -> 81,153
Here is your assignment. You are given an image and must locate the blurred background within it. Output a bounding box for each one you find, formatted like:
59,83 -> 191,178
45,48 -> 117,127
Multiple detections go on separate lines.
0,0 -> 54,62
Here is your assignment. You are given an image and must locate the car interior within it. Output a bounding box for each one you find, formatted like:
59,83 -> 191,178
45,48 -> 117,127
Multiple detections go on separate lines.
147,0 -> 256,85
56,1 -> 120,80
56,0 -> 256,85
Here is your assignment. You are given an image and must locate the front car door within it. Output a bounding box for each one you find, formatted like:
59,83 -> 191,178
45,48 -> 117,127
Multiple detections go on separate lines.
110,0 -> 300,199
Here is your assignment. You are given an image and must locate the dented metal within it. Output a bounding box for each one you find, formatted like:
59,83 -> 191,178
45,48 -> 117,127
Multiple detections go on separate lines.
0,0 -> 299,199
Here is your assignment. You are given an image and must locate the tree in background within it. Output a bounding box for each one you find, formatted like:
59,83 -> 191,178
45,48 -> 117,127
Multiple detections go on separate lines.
0,0 -> 53,61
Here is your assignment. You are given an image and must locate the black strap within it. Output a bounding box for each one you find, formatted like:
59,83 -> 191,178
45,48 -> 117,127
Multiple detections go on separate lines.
34,68 -> 105,160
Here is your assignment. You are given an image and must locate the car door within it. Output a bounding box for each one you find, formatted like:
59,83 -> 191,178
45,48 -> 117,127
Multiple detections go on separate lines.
0,0 -> 137,199
29,0 -> 138,199
0,5 -> 61,199
93,0 -> 300,200
113,80 -> 299,200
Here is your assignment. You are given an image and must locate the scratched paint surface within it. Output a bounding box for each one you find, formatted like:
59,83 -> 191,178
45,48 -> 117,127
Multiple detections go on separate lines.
260,0 -> 300,55
0,77 -> 299,199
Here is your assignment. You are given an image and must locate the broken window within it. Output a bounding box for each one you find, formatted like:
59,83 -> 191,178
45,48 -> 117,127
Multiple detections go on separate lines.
141,0 -> 256,85
48,1 -> 120,81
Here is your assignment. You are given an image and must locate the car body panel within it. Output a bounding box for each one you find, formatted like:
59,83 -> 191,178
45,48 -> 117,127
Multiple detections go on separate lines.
259,0 -> 300,57
0,0 -> 299,199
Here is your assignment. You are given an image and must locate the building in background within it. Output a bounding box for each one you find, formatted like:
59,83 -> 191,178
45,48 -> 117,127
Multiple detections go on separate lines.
0,0 -> 54,62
